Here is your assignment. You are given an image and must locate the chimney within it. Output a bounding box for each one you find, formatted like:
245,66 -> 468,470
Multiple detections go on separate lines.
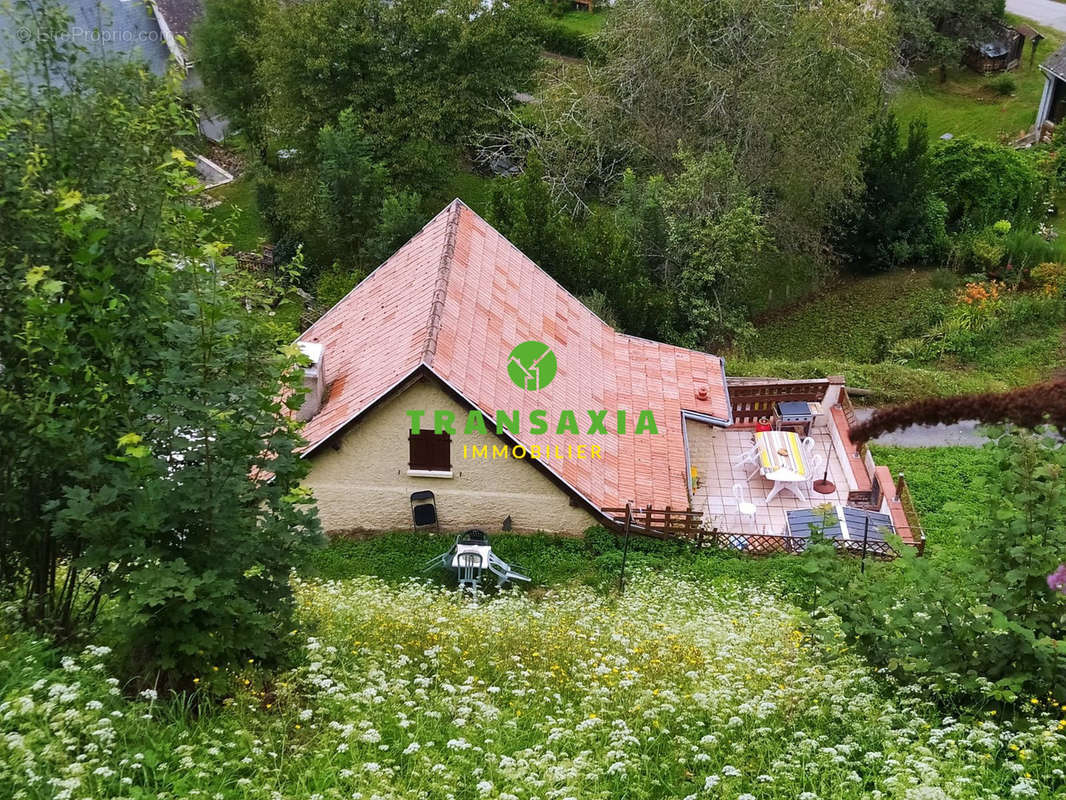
295,341 -> 325,421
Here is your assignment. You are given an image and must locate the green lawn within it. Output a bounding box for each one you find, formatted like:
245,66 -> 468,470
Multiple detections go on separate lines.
889,16 -> 1060,141
301,528 -> 813,597
741,270 -> 948,363
206,176 -> 268,252
731,269 -> 1066,402
871,445 -> 998,557
554,7 -> 608,36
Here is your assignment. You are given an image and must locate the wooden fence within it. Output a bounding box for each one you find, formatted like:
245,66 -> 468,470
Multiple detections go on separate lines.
235,246 -> 275,273
894,475 -> 927,556
601,505 -> 704,542
727,379 -> 829,425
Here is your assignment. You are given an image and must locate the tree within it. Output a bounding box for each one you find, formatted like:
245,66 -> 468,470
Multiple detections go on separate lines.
261,108 -> 428,277
657,149 -> 769,350
0,1 -> 195,627
488,153 -> 590,290
193,0 -> 264,137
489,149 -> 768,348
889,0 -> 1005,74
513,0 -> 893,256
0,5 -> 321,685
223,0 -> 540,161
61,228 -> 322,685
834,112 -> 949,271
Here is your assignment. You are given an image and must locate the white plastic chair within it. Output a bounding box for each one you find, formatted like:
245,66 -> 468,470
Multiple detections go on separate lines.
801,436 -> 816,457
805,453 -> 824,492
733,445 -> 759,469
457,552 -> 483,593
732,483 -> 758,523
733,445 -> 762,479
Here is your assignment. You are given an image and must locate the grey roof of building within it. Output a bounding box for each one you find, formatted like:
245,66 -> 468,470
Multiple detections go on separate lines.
0,0 -> 172,75
153,0 -> 203,40
1042,43 -> 1066,81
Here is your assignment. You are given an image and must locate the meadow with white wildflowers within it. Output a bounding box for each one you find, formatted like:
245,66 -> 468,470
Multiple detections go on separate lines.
3,571 -> 1065,800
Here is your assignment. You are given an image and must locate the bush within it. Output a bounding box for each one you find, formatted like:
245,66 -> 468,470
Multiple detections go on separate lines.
986,73 -> 1016,95
930,268 -> 960,291
970,222 -> 1009,273
1032,261 -> 1066,295
929,136 -> 1049,232
315,265 -> 367,311
807,429 -> 1066,703
1002,227 -> 1066,274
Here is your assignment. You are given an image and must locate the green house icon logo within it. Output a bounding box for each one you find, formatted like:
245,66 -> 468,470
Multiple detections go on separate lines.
507,340 -> 557,391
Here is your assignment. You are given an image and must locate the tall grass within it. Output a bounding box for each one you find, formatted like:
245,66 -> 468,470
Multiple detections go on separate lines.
4,572 -> 1066,798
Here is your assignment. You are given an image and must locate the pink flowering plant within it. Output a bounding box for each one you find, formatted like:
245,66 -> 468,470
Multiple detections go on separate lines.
1050,564 -> 1066,595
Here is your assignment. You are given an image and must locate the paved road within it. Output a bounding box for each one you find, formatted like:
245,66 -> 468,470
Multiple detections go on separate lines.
1006,0 -> 1066,31
852,408 -> 987,448
0,0 -> 171,75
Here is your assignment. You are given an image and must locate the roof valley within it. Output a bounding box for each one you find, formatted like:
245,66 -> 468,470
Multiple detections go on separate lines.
420,200 -> 462,367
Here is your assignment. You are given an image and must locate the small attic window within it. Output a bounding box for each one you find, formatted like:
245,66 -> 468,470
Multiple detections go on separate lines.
409,430 -> 452,474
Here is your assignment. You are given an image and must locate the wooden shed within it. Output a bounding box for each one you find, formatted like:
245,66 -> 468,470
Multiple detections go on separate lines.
965,22 -> 1026,74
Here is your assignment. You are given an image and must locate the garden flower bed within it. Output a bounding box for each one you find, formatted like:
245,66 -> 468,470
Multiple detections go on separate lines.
2,573 -> 1065,799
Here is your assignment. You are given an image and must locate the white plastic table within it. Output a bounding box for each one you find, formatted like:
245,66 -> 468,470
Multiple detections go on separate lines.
755,431 -> 810,503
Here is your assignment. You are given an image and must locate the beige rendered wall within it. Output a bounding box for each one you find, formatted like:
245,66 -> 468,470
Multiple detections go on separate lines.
303,376 -> 599,534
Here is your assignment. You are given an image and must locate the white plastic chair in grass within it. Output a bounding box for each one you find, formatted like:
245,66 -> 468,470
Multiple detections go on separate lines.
457,552 -> 484,593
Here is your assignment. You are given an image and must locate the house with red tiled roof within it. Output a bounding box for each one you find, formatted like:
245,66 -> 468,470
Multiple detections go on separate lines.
294,200 -> 924,548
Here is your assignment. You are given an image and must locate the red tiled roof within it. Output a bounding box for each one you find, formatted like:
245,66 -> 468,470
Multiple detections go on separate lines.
298,200 -> 731,512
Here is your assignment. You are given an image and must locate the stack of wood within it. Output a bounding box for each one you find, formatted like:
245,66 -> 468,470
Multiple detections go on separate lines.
1039,119 -> 1056,144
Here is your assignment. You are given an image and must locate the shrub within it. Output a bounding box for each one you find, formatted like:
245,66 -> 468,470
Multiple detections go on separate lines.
969,223 -> 1009,273
986,73 -> 1016,95
930,268 -> 960,291
532,18 -> 592,59
315,264 -> 367,311
807,429 -> 1066,703
1002,227 -> 1066,274
929,136 -> 1049,232
1032,261 -> 1066,295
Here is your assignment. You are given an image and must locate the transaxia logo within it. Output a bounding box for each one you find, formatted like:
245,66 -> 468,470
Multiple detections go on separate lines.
506,340 -> 557,391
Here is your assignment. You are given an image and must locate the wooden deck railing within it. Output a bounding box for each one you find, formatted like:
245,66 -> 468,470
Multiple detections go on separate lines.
895,474 -> 927,555
601,505 -> 704,542
839,384 -> 859,429
726,378 -> 829,426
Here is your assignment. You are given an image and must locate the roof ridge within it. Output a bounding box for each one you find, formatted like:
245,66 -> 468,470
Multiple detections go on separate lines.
420,199 -> 463,367
450,198 -> 620,333
298,201 -> 458,344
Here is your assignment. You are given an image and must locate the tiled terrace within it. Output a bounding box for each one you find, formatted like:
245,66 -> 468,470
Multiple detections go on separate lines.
687,421 -> 855,536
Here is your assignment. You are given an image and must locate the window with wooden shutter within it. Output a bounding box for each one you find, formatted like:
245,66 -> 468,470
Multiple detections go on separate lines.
408,430 -> 451,471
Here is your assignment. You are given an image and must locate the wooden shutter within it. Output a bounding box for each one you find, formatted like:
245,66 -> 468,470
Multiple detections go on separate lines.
409,431 -> 451,471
